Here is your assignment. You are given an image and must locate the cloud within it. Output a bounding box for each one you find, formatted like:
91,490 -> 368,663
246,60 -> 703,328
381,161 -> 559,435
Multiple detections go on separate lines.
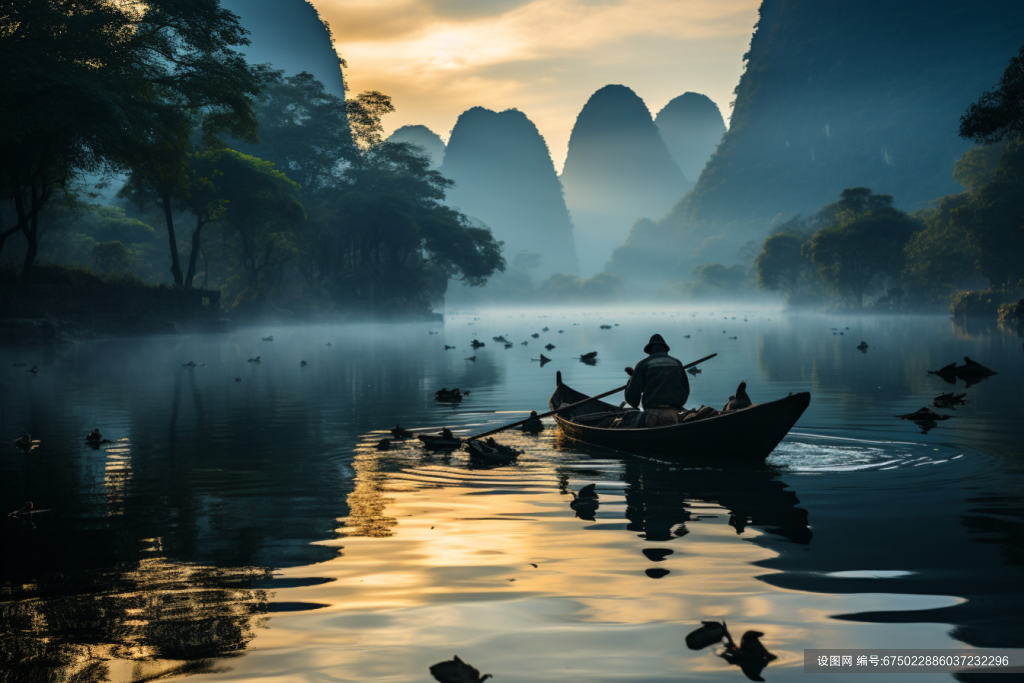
312,0 -> 760,167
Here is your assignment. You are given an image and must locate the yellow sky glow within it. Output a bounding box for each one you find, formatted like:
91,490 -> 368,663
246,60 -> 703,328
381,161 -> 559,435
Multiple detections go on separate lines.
310,0 -> 762,169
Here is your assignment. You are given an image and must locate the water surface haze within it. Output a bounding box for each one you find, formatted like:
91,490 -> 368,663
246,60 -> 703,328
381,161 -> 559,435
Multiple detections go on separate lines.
2,308 -> 1022,683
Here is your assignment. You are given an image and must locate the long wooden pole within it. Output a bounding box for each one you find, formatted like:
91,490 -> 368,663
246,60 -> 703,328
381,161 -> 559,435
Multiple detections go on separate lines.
469,353 -> 718,440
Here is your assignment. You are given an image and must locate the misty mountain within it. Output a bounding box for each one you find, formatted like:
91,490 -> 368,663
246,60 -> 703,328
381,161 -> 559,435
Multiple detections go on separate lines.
654,92 -> 726,181
440,106 -> 579,279
220,0 -> 346,99
560,85 -> 690,275
606,0 -> 1024,293
387,125 -> 446,169
677,0 -> 1024,223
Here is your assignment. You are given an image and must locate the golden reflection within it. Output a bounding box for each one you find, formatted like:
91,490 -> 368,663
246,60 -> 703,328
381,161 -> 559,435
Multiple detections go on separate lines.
0,557 -> 271,683
104,438 -> 134,515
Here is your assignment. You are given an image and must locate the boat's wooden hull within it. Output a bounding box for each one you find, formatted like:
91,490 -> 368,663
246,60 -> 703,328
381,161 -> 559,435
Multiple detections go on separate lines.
548,381 -> 810,462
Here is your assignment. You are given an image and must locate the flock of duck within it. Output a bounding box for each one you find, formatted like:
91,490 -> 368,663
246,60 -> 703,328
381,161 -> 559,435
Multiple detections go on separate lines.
894,356 -> 998,432
428,618 -> 774,682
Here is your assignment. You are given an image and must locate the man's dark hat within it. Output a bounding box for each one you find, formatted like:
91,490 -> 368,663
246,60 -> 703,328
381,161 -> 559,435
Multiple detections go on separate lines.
644,334 -> 670,354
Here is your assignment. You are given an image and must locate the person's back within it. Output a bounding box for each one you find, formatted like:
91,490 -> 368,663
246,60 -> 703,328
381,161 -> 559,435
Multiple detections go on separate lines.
625,334 -> 689,427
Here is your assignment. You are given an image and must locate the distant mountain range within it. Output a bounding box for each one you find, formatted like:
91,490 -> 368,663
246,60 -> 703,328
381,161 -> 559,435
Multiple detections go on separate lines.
607,0 -> 1024,292
387,125 -> 446,169
560,85 -> 692,276
655,93 -> 726,182
440,107 -> 579,279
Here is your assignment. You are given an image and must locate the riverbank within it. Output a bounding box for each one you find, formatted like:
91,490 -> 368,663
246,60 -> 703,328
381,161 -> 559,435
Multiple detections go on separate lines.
0,265 -> 227,345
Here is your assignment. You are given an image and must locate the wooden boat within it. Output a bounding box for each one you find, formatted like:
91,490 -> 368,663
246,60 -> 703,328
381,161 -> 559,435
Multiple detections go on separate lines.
466,439 -> 519,464
548,373 -> 810,462
417,434 -> 463,450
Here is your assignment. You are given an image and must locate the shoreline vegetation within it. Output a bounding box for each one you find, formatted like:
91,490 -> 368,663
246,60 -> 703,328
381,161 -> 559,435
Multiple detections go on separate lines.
3,5 -> 1022,340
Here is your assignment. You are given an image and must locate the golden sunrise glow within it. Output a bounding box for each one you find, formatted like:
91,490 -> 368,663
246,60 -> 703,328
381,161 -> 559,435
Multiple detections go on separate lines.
311,0 -> 761,168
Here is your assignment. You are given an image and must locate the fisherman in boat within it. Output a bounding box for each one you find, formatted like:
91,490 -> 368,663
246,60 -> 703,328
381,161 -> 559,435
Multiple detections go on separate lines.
625,334 -> 689,427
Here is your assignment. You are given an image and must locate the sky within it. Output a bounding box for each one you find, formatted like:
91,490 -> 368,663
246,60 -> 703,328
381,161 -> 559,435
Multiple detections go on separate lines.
309,0 -> 762,170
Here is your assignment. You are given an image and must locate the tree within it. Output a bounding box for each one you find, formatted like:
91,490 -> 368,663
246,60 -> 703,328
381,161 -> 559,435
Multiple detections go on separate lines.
234,71 -> 354,193
902,195 -> 983,299
756,232 -> 812,297
209,151 -> 305,311
92,241 -> 134,274
804,196 -> 921,307
960,44 -> 1024,144
947,139 -> 1024,288
2,0 -> 264,281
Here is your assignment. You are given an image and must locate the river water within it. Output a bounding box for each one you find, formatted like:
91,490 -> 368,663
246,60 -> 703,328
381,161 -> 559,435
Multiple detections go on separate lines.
2,308 -> 1022,683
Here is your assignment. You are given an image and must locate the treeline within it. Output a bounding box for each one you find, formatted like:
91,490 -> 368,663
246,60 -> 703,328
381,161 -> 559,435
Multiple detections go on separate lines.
752,45 -> 1024,313
661,43 -> 1024,314
0,1 -> 504,319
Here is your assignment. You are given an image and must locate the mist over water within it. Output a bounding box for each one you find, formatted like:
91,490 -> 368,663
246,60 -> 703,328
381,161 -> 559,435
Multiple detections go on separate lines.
2,308 -> 1022,682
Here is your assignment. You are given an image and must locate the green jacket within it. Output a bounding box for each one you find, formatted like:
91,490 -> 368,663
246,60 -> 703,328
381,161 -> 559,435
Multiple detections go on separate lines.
625,352 -> 690,410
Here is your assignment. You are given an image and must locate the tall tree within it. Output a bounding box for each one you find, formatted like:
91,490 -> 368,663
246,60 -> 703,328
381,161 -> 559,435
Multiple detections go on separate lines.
805,194 -> 921,307
756,232 -> 812,297
210,151 -> 306,311
960,44 -> 1024,144
947,139 -> 1024,288
1,0 -> 264,281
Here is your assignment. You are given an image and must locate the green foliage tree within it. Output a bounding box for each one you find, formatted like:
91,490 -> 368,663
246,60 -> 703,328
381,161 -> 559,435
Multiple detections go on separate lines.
2,0 -> 264,282
756,232 -> 812,297
947,139 -> 1024,288
234,71 -> 354,193
205,151 -> 305,312
960,44 -> 1024,144
804,191 -> 921,307
92,241 -> 134,274
902,195 -> 983,301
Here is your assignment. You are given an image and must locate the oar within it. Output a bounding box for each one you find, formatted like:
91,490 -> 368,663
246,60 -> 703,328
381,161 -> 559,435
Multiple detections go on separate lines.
469,352 -> 718,440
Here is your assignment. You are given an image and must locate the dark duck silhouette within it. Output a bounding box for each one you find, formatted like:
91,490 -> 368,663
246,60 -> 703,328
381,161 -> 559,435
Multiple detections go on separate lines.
531,333 -> 539,338
436,387 -> 463,402
85,429 -> 113,446
470,339 -> 485,349
504,342 -> 513,349
723,381 -> 752,412
686,621 -> 730,650
721,630 -> 778,682
544,343 -> 555,351
896,407 -> 954,422
687,366 -> 701,376
182,360 -> 207,367
957,356 -> 996,377
27,366 -> 40,374
533,354 -> 552,366
857,341 -> 869,351
247,356 -> 261,363
376,439 -> 391,451
391,424 -> 413,439
928,361 -> 959,385
933,392 -> 967,407
429,655 -> 492,683
262,336 -> 274,342
521,410 -> 544,433
445,345 -> 456,350
300,360 -> 308,367
569,483 -> 599,520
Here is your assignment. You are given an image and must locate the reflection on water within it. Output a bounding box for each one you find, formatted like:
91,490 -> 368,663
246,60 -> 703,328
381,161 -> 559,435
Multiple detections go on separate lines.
2,310 -> 1022,682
